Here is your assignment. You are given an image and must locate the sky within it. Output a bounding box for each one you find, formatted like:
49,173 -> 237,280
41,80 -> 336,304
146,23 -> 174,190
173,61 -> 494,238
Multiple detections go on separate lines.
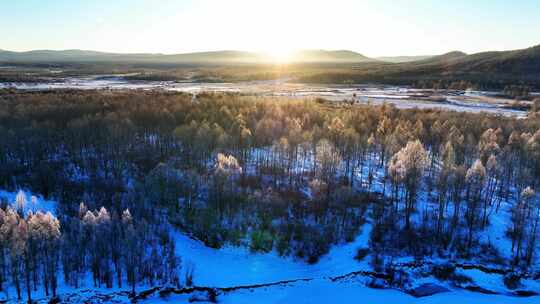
1,0 -> 540,57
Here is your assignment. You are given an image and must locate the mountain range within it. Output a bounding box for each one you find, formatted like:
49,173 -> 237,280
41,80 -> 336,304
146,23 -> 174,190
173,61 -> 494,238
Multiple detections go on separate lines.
376,46 -> 540,80
297,45 -> 540,88
1,44 -> 539,88
375,55 -> 434,63
0,49 -> 375,64
1,45 -> 538,69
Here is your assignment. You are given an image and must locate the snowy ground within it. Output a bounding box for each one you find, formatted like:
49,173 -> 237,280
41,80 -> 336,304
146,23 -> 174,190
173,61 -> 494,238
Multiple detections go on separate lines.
0,77 -> 528,117
173,223 -> 372,287
183,280 -> 537,304
23,279 -> 538,304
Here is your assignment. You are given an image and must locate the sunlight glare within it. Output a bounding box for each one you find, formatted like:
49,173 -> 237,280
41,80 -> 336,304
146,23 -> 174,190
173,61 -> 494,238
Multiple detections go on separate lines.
266,47 -> 295,62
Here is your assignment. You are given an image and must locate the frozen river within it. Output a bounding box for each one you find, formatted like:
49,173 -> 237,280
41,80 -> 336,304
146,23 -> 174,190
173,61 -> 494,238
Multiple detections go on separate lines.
0,77 -> 529,118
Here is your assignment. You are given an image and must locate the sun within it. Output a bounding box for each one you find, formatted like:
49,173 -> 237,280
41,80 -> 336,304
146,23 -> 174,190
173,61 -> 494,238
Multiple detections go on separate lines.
265,47 -> 295,63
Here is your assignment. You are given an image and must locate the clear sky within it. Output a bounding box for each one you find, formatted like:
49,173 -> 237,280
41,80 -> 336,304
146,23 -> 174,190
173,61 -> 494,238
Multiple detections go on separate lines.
1,0 -> 539,57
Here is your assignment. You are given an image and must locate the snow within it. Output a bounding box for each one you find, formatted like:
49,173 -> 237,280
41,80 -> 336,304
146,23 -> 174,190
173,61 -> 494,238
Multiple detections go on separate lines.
173,223 -> 372,287
455,268 -> 507,292
144,278 -> 538,304
219,281 -> 535,304
482,200 -> 515,260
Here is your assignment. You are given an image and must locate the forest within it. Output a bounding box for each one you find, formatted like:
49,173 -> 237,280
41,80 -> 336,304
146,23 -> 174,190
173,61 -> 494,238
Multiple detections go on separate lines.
1,89 -> 540,302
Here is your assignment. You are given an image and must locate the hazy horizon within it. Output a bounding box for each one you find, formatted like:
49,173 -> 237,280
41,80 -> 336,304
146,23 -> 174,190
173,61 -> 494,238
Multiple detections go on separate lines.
0,46 -> 531,57
2,0 -> 540,58
0,47 -> 460,57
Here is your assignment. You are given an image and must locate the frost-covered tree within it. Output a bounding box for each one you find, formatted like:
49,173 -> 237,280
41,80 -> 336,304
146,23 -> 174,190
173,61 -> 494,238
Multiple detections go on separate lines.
525,188 -> 540,265
510,187 -> 535,265
527,129 -> 540,176
482,154 -> 499,227
0,208 -> 25,300
28,211 -> 61,297
465,160 -> 486,250
30,196 -> 37,213
434,140 -> 457,237
315,139 -> 342,192
211,153 -> 242,217
82,207 -> 112,287
122,209 -> 141,294
215,153 -> 242,176
15,191 -> 27,214
374,115 -> 390,166
389,140 -> 428,228
478,128 -> 500,162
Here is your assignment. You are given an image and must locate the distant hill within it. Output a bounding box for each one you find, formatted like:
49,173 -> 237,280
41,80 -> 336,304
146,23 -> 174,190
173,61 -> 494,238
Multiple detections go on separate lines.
436,46 -> 540,74
376,55 -> 434,63
289,50 -> 374,63
391,47 -> 540,77
299,45 -> 540,89
0,49 -> 375,64
159,50 -> 268,64
2,45 -> 540,88
0,49 -> 267,64
373,52 -> 468,63
412,51 -> 467,64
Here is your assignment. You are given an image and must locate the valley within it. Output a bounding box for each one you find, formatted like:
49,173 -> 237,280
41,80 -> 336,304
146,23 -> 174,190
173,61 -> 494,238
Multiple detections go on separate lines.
2,3 -> 540,302
0,76 -> 532,118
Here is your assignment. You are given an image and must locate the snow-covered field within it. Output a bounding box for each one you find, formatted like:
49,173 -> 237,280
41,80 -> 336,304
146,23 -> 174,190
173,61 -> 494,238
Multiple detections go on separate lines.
173,223 -> 372,287
153,280 -> 537,304
0,77 -> 528,117
170,225 -> 540,303
20,279 -> 537,304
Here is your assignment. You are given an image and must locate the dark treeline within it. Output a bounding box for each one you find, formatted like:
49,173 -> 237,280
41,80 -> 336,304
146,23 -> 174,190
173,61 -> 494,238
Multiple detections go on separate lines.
413,80 -> 534,100
1,90 -> 540,300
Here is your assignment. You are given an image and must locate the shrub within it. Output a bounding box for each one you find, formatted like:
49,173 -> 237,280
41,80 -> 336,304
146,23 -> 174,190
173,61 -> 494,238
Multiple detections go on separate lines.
503,273 -> 522,290
432,264 -> 456,281
250,230 -> 274,252
185,262 -> 195,287
355,247 -> 370,261
276,235 -> 291,257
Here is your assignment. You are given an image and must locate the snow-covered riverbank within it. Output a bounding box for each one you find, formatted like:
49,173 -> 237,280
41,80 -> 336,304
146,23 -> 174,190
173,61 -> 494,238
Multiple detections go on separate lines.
0,77 -> 529,117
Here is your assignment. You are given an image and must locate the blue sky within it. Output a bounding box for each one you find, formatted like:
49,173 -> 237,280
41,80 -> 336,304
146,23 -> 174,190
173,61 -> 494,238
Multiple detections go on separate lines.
1,0 -> 539,56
